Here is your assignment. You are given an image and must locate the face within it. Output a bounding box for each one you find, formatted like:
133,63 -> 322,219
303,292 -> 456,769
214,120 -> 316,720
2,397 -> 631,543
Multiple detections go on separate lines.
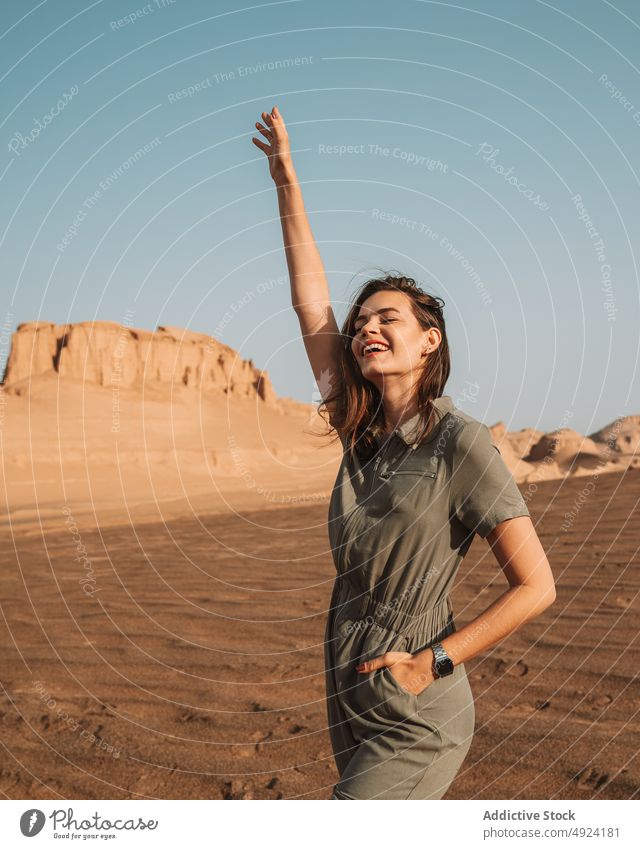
350,291 -> 441,387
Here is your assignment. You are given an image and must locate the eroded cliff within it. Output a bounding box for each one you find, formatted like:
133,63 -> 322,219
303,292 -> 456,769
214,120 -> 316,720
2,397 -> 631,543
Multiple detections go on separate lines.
1,320 -> 278,405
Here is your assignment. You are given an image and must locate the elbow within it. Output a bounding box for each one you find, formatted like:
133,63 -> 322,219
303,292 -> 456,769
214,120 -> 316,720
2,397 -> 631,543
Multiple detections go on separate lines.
535,583 -> 557,613
513,582 -> 556,619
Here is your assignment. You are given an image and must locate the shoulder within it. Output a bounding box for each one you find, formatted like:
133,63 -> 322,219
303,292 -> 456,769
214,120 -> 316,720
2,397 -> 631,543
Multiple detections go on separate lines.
451,409 -> 493,443
435,408 -> 505,475
433,405 -> 492,454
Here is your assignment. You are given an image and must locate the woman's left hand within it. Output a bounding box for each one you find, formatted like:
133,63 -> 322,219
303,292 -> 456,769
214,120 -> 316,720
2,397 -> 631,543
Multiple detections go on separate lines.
355,651 -> 436,696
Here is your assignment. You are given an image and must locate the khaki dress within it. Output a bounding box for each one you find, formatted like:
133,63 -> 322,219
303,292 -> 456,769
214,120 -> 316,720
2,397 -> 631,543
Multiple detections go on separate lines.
325,395 -> 530,799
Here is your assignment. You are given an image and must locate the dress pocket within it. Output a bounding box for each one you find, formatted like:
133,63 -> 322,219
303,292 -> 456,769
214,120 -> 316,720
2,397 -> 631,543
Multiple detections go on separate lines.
347,631 -> 423,723
383,665 -> 416,699
379,666 -> 419,716
348,665 -> 418,724
416,662 -> 467,711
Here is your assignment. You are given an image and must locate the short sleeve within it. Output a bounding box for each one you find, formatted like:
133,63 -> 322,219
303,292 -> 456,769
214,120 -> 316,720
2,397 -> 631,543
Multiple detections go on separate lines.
450,420 -> 530,538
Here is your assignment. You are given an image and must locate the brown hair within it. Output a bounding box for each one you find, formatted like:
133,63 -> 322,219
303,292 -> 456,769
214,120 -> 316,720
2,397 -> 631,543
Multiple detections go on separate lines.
318,271 -> 451,461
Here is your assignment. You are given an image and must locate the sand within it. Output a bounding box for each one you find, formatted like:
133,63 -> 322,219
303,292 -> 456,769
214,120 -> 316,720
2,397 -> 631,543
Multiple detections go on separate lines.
0,466 -> 638,800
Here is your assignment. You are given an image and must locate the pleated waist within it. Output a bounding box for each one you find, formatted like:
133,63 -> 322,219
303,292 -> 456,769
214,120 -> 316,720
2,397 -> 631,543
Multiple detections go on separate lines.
331,577 -> 456,651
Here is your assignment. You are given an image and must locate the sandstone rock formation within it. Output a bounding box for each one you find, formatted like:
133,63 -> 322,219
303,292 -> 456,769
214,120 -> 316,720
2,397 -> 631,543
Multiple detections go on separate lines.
591,415 -> 640,455
525,428 -> 602,465
489,421 -> 536,479
489,418 -> 639,481
1,321 -> 278,405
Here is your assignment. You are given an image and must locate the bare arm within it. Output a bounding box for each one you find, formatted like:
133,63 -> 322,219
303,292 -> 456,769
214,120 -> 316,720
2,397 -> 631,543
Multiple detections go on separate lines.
356,515 -> 557,693
430,516 -> 556,667
252,107 -> 341,397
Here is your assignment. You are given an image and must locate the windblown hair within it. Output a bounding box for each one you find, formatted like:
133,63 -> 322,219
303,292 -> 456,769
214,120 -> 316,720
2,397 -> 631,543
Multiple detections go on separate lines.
318,271 -> 451,462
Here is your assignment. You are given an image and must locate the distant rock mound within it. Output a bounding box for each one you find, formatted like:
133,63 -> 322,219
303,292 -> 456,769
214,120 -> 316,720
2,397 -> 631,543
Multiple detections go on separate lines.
525,428 -> 602,464
589,415 -> 640,455
505,427 -> 546,460
1,321 -> 278,405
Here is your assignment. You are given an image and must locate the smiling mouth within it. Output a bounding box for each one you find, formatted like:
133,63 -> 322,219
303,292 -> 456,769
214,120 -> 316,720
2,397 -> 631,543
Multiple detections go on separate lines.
360,341 -> 391,358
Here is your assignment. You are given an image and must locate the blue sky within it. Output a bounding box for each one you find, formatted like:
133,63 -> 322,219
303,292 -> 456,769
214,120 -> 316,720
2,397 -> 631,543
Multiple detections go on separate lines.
1,0 -> 638,435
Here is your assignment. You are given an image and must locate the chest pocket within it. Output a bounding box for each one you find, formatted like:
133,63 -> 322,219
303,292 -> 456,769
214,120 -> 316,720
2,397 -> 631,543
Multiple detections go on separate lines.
383,466 -> 437,478
382,453 -> 438,478
378,455 -> 439,513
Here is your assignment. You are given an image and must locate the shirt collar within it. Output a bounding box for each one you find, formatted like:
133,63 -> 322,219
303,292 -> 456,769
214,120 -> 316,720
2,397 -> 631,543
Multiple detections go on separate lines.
376,395 -> 455,447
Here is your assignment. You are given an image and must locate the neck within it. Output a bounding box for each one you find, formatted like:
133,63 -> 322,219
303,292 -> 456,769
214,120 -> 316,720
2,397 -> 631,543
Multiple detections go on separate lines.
382,403 -> 420,435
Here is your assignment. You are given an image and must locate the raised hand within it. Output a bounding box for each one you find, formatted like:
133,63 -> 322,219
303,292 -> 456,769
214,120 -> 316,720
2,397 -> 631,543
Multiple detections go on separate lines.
251,105 -> 294,184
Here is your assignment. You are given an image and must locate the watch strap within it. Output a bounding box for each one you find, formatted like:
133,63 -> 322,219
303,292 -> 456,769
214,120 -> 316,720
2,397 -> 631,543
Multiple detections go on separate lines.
431,641 -> 454,678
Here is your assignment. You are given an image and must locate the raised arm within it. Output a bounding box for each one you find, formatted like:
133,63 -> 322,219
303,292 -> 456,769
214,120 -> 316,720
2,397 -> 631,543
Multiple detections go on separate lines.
252,106 -> 341,410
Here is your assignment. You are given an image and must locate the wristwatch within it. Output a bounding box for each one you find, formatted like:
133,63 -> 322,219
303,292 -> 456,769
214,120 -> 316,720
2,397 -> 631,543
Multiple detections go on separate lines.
431,642 -> 454,678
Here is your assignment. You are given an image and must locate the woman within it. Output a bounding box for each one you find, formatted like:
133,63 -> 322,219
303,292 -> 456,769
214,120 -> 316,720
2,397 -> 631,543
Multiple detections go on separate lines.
252,106 -> 556,800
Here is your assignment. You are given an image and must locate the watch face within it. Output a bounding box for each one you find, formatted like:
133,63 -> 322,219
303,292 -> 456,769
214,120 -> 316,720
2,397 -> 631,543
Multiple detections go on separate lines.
436,656 -> 454,676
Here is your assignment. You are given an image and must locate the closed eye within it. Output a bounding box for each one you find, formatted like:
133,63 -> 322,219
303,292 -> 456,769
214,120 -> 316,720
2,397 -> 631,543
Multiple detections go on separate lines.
354,318 -> 397,331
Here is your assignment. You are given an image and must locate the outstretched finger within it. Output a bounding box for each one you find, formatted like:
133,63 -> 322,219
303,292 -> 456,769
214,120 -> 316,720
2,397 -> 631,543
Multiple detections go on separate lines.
255,121 -> 272,140
261,109 -> 275,128
268,108 -> 287,136
252,136 -> 270,154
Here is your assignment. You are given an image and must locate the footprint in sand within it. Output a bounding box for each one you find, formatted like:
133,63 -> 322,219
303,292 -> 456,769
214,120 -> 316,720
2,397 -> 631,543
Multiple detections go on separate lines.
469,671 -> 487,681
177,710 -> 215,724
250,730 -> 274,752
234,745 -> 256,758
613,595 -> 636,608
0,768 -> 21,793
588,694 -> 613,709
269,663 -> 305,682
264,777 -> 284,799
494,658 -> 529,677
249,730 -> 267,742
221,779 -> 255,799
573,766 -> 610,791
80,699 -> 117,718
503,702 -> 536,715
503,700 -> 553,714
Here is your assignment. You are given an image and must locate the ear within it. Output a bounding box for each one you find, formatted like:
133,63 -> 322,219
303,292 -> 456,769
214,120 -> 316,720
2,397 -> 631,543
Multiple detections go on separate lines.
422,326 -> 442,355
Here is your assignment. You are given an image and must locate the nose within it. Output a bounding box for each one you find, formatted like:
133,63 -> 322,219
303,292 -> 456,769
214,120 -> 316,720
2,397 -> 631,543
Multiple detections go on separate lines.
356,317 -> 379,337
